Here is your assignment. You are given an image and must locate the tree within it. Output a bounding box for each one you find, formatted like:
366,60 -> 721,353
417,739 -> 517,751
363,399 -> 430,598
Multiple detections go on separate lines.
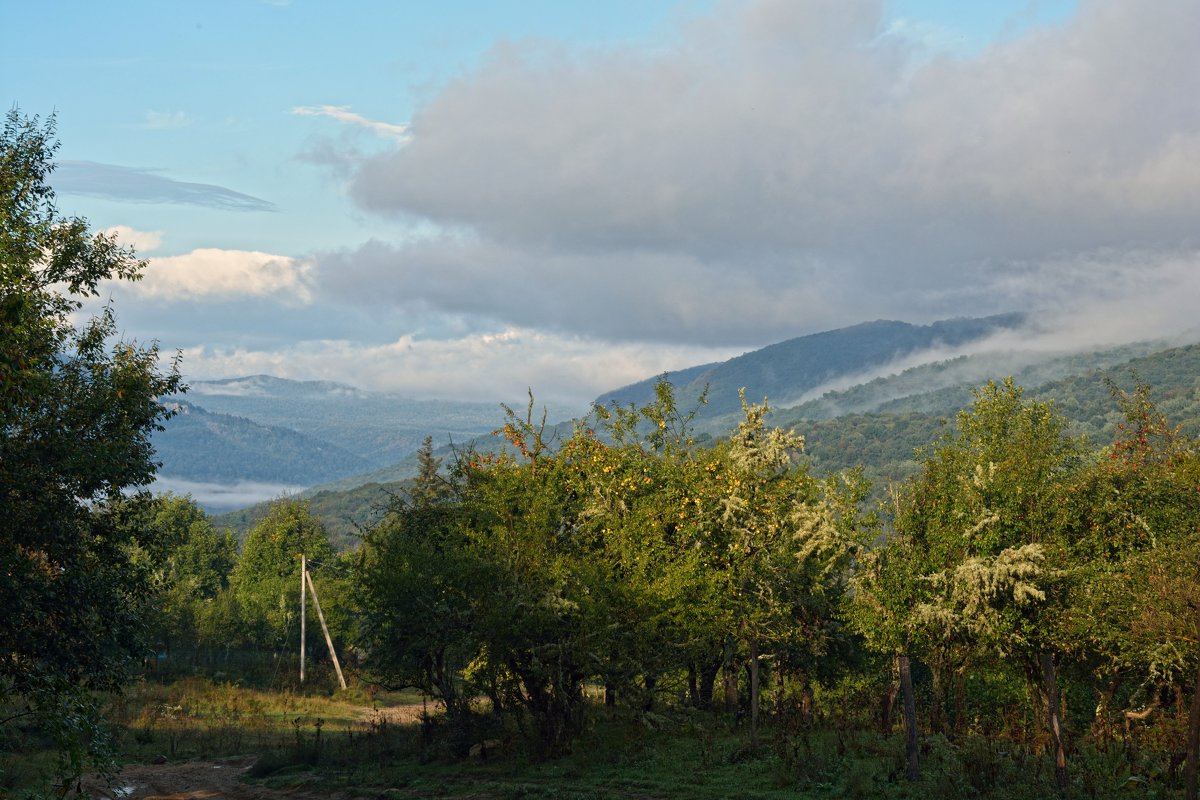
1066,383 -> 1200,798
0,109 -> 183,782
230,497 -> 334,653
130,494 -> 237,655
898,379 -> 1081,791
357,458 -> 492,754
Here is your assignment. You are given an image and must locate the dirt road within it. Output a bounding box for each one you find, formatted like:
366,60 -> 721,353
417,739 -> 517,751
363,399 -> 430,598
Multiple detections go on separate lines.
81,756 -> 356,800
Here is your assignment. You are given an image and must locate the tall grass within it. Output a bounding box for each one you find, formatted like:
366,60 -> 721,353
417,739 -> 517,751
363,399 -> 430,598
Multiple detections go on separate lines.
6,677 -> 1189,799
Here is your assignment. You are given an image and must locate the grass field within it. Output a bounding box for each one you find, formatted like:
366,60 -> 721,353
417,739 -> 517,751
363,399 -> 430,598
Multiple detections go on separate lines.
2,678 -> 1186,799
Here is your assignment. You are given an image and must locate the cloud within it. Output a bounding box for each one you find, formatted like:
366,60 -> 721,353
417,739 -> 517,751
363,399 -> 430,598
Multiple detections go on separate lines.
132,248 -> 314,303
315,237 -> 857,346
179,326 -> 743,407
143,110 -> 190,129
53,161 -> 276,211
149,477 -> 306,512
292,105 -> 410,138
102,225 -> 163,253
324,0 -> 1200,347
878,18 -> 967,55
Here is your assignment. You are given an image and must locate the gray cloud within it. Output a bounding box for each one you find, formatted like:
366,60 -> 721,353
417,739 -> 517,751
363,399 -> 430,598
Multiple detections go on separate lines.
315,237 -> 867,346
53,160 -> 276,211
322,0 -> 1200,346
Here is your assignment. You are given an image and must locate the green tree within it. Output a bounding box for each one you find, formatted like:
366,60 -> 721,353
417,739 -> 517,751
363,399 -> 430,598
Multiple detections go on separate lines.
0,109 -> 183,783
230,497 -> 334,653
704,391 -> 871,747
357,460 -> 493,754
131,494 -> 237,655
898,379 -> 1081,791
1066,383 -> 1200,797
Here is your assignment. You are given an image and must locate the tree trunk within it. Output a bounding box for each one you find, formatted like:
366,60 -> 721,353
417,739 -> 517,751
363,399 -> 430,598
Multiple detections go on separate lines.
930,664 -> 945,734
749,639 -> 760,750
1186,607 -> 1200,800
1040,651 -> 1069,793
900,654 -> 919,782
776,667 -> 786,718
723,636 -> 739,714
698,659 -> 720,709
953,672 -> 966,737
687,664 -> 700,708
881,668 -> 900,734
1092,678 -> 1119,743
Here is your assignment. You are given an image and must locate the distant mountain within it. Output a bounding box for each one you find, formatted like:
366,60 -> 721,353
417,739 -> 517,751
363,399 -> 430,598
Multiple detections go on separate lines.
251,342 -> 1200,550
174,375 -> 509,469
779,340 -> 1166,421
596,314 -> 1026,423
779,342 -> 1200,494
152,376 -> 538,512
181,317 -> 1200,519
153,402 -> 372,485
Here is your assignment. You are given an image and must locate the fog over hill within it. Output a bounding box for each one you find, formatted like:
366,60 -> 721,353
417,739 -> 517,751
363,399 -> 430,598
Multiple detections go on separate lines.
597,314 -> 1026,419
215,340 -> 1200,546
160,313 -> 1200,514
151,377 -> 525,510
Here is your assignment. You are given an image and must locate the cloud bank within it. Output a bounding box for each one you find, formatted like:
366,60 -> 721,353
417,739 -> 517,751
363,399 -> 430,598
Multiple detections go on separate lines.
136,249 -> 315,303
313,0 -> 1200,349
180,327 -> 743,407
54,161 -> 276,211
102,225 -> 163,254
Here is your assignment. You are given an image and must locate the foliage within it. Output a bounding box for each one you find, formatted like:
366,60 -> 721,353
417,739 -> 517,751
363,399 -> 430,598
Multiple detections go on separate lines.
0,108 -> 183,782
230,497 -> 336,650
352,380 -> 875,757
125,494 -> 238,655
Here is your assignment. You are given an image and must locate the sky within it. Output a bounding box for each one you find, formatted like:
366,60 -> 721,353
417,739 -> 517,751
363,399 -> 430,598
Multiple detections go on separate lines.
7,0 -> 1200,409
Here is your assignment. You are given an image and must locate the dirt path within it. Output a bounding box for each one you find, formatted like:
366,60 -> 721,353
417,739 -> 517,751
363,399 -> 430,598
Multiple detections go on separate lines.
81,703 -> 432,799
81,755 -> 381,800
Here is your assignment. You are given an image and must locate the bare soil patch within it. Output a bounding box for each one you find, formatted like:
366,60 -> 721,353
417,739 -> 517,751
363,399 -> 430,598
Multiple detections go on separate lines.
81,756 -> 314,800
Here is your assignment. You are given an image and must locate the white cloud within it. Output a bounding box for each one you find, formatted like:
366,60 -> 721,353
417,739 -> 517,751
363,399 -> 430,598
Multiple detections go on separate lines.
180,327 -> 743,406
102,225 -> 163,254
144,110 -> 190,129
133,248 -> 314,303
150,477 -> 306,511
315,237 -> 851,346
292,105 -> 410,138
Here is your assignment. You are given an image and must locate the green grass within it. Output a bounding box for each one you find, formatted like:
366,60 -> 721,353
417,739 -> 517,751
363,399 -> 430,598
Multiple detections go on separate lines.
5,680 -> 1189,799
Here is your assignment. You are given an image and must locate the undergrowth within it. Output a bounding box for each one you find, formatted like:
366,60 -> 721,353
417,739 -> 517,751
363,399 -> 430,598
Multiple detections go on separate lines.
4,680 -> 1190,799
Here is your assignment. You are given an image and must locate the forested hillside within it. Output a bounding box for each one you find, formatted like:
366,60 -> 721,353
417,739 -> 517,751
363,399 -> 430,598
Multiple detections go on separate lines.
781,342 -> 1200,494
215,480 -> 404,550
780,340 -> 1163,421
251,341 -> 1200,543
598,314 -> 1025,420
150,376 -> 531,500
154,402 -> 373,485
176,375 -> 512,468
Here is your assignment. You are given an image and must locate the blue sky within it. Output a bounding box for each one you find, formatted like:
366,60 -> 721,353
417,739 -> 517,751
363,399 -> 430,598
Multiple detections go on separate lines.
9,0 -> 1199,408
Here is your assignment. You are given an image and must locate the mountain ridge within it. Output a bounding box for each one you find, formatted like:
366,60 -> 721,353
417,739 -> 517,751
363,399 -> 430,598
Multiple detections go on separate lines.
596,313 -> 1026,419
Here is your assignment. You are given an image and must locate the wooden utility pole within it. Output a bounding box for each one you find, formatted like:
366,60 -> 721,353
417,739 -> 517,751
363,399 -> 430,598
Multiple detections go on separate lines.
299,553 -> 306,684
305,568 -> 347,690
